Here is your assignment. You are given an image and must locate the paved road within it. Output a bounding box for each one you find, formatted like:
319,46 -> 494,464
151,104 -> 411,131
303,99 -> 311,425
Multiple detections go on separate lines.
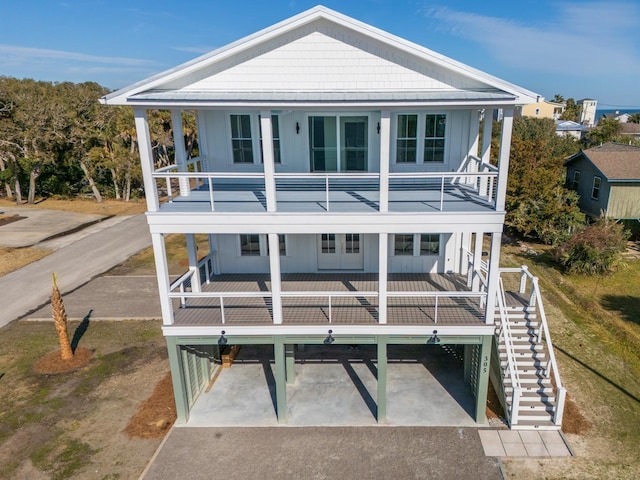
0,214 -> 151,328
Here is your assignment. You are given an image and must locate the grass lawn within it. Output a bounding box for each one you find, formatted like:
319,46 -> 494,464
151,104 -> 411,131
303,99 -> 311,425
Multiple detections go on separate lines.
500,244 -> 640,479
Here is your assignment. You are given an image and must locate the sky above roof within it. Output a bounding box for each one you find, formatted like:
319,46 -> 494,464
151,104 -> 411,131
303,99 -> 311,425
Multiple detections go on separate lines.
1,1 -> 639,108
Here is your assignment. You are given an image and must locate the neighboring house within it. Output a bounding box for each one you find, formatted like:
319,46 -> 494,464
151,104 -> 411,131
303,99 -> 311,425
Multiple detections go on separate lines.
555,120 -> 588,140
577,98 -> 598,126
101,6 -> 565,430
565,143 -> 640,220
619,122 -> 640,140
519,99 -> 564,120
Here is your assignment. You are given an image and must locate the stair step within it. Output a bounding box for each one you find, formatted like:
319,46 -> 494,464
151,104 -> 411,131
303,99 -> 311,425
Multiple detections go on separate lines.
510,420 -> 561,431
499,351 -> 547,359
505,386 -> 554,394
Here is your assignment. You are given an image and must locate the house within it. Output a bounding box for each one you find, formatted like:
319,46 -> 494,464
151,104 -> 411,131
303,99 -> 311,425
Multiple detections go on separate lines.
577,98 -> 598,127
619,122 -> 640,140
565,142 -> 640,220
555,119 -> 588,140
519,99 -> 564,120
101,6 -> 565,430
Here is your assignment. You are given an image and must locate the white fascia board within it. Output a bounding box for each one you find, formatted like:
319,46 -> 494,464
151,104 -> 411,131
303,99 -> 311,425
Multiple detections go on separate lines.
101,6 -> 539,106
162,324 -> 495,337
145,212 -> 505,234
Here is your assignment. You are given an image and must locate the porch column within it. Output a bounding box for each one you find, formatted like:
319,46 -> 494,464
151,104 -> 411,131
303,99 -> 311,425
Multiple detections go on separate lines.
377,336 -> 388,422
165,337 -> 189,423
479,109 -> 493,196
378,233 -> 388,324
484,232 -> 502,325
495,108 -> 514,211
274,338 -> 287,423
472,232 -> 484,292
268,233 -> 283,324
260,112 -> 277,212
468,109 -> 480,165
209,234 -> 221,275
186,234 -> 201,292
170,109 -> 190,197
379,111 -> 391,213
285,344 -> 295,383
133,107 -> 159,212
474,335 -> 493,424
460,232 -> 471,275
151,233 -> 174,325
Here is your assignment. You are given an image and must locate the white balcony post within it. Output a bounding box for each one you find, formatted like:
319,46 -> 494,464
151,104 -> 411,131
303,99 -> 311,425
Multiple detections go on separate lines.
186,234 -> 201,293
484,232 -> 502,325
170,109 -> 191,197
378,233 -> 388,324
260,112 -> 277,212
460,232 -> 471,275
379,111 -> 391,213
468,110 -> 481,184
209,234 -> 221,275
133,108 -> 159,212
480,109 -> 493,196
151,233 -> 174,325
472,231 -> 483,292
495,108 -> 514,211
268,233 -> 283,324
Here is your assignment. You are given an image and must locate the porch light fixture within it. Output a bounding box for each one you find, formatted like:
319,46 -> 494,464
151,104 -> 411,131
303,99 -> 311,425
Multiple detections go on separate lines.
295,122 -> 300,134
429,330 -> 440,344
219,330 -> 228,346
324,329 -> 335,345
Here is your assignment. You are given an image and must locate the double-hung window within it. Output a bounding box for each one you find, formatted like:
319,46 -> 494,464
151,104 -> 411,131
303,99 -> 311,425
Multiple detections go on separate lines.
395,113 -> 446,164
230,114 -> 254,164
591,176 -> 601,200
572,170 -> 581,190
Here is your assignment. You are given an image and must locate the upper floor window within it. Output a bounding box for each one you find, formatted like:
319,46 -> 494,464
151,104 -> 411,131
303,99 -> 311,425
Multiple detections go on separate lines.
395,113 -> 446,164
572,170 -> 581,190
230,115 -> 254,164
259,115 -> 281,164
591,176 -> 601,200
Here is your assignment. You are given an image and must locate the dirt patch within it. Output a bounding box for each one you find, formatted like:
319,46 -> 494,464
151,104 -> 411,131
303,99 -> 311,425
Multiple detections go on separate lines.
124,372 -> 176,439
0,197 -> 146,216
0,214 -> 26,227
486,380 -> 506,422
0,246 -> 52,276
32,348 -> 94,374
561,393 -> 590,435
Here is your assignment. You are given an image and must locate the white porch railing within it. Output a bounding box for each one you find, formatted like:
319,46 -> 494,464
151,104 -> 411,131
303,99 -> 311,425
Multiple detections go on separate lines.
499,266 -> 566,426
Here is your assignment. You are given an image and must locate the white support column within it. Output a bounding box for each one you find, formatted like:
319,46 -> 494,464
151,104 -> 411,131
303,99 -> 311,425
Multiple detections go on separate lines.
186,234 -> 201,292
170,109 -> 190,197
260,112 -> 277,212
495,108 -> 514,211
484,232 -> 502,325
468,109 -> 480,167
472,232 -> 484,292
268,233 -> 283,324
133,108 -> 159,212
379,111 -> 391,213
479,110 -> 493,197
460,232 -> 471,275
151,233 -> 175,325
209,234 -> 221,275
378,233 -> 388,324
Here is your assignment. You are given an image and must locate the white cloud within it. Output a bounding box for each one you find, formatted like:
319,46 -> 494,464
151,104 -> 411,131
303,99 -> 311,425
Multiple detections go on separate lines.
424,2 -> 640,77
0,44 -> 157,66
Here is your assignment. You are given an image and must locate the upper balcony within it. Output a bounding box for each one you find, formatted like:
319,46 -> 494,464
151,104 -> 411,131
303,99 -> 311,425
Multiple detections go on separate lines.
153,155 -> 498,215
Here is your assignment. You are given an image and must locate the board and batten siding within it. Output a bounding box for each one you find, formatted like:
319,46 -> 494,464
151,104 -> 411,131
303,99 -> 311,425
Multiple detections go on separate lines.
606,184 -> 640,219
566,161 -> 609,217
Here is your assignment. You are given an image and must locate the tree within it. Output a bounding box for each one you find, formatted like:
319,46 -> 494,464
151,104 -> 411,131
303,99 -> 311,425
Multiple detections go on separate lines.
627,113 -> 640,124
52,273 -> 73,360
504,117 -> 584,244
585,118 -> 621,146
560,98 -> 581,122
554,217 -> 630,274
552,94 -> 565,103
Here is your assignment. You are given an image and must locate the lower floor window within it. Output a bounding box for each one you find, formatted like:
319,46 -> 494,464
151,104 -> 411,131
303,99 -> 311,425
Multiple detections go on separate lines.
394,233 -> 441,256
240,234 -> 286,256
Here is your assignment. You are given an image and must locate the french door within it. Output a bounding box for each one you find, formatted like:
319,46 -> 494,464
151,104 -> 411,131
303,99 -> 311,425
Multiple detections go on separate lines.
309,116 -> 368,172
317,234 -> 364,270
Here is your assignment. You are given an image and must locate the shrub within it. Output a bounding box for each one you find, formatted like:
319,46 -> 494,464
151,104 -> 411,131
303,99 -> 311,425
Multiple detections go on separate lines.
554,218 -> 630,274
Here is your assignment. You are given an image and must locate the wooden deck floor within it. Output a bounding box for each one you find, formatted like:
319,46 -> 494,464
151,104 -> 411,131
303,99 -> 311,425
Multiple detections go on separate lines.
171,273 -> 501,327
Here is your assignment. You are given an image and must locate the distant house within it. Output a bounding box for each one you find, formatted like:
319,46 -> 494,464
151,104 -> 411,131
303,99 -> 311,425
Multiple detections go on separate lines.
519,100 -> 564,120
577,98 -> 597,126
565,143 -> 640,219
555,120 -> 588,140
619,122 -> 640,140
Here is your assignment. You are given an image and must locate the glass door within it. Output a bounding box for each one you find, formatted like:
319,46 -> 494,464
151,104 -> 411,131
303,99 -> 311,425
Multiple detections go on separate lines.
318,234 -> 364,270
309,116 -> 368,172
341,116 -> 368,171
309,117 -> 338,172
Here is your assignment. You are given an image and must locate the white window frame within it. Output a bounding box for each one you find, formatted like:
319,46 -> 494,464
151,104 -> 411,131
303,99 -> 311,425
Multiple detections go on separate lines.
228,113 -> 281,165
572,170 -> 581,190
392,234 -> 441,256
392,113 -> 447,165
239,234 -> 286,256
591,176 -> 601,200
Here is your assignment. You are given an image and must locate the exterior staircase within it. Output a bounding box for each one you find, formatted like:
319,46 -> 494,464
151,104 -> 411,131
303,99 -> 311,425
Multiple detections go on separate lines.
493,267 -> 566,430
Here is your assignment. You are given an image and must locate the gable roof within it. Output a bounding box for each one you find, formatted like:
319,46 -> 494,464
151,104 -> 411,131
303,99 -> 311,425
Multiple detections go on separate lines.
565,143 -> 640,181
101,5 -> 539,108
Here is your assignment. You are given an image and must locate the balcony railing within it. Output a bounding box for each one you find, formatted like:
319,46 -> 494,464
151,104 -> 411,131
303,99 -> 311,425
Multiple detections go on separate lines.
151,156 -> 499,214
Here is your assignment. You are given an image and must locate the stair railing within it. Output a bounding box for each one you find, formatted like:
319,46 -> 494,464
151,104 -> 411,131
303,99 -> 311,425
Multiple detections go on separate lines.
497,277 -> 522,425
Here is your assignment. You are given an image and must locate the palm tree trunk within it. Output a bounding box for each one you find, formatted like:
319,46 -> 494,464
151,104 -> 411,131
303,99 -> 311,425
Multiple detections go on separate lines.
52,273 -> 73,360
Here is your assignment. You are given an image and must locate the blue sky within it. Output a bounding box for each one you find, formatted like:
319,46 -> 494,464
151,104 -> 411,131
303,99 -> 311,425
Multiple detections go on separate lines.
1,1 -> 639,108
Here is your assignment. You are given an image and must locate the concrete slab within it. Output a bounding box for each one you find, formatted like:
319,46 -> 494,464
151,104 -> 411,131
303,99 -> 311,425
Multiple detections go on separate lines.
519,430 -> 544,444
143,427 -> 502,480
478,430 -> 506,457
502,441 -> 528,457
187,344 -> 477,427
498,429 -> 522,443
0,207 -> 105,247
523,442 -> 550,457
